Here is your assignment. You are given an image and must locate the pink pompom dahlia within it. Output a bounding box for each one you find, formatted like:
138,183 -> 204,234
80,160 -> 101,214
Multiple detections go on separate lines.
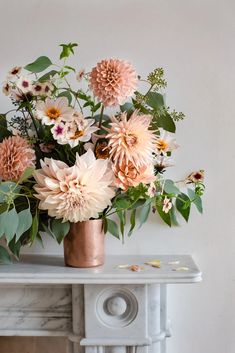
0,136 -> 35,181
106,110 -> 156,168
89,59 -> 138,106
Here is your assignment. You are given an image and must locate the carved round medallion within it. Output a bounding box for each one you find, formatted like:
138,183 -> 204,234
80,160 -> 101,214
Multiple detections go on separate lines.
96,288 -> 138,328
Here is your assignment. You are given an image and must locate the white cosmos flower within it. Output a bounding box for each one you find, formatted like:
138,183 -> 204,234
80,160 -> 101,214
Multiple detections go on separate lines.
34,149 -> 115,223
36,97 -> 74,125
156,128 -> 178,155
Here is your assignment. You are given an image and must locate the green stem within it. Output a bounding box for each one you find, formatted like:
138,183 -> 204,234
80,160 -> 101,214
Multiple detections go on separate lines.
98,105 -> 104,128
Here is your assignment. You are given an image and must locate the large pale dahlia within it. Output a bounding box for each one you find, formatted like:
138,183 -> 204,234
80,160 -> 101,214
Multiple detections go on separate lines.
0,136 -> 35,181
89,59 -> 137,106
106,110 -> 156,167
34,150 -> 115,223
113,159 -> 155,191
36,97 -> 74,125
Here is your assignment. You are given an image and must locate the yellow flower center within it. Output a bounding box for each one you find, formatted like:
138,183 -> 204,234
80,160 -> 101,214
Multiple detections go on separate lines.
156,139 -> 168,151
70,130 -> 84,140
46,107 -> 61,120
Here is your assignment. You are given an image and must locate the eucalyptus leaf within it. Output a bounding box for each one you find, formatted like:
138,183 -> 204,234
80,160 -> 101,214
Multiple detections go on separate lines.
18,166 -> 35,184
164,179 -> 179,195
0,246 -> 11,264
120,102 -> 134,113
4,208 -> 19,243
51,219 -> 70,244
15,208 -> 32,241
188,189 -> 203,213
139,200 -> 151,228
8,238 -> 21,260
24,56 -> 52,73
107,219 -> 120,239
128,209 -> 136,237
30,211 -> 39,244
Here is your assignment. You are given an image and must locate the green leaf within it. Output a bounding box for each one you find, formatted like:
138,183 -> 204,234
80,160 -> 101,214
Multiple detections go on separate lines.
120,102 -> 134,113
0,203 -> 7,214
146,92 -> 164,111
115,197 -> 130,210
156,202 -> 172,226
24,56 -> 52,73
164,179 -> 179,195
0,115 -> 11,140
139,200 -> 151,228
0,182 -> 21,203
117,210 -> 126,241
38,70 -> 58,82
0,246 -> 11,264
41,222 -> 55,239
169,205 -> 179,226
176,193 -> 191,222
64,65 -> 76,72
107,219 -> 120,239
128,209 -> 136,237
18,166 -> 35,184
188,189 -> 203,213
15,208 -> 32,241
58,91 -> 73,105
51,219 -> 70,244
157,113 -> 176,133
30,211 -> 39,244
4,208 -> 19,243
59,43 -> 78,60
8,237 -> 21,259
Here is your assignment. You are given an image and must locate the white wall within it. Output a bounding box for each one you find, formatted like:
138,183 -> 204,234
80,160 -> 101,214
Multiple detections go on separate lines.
0,0 -> 234,352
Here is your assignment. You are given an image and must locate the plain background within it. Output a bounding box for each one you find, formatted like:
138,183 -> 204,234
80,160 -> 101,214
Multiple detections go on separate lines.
0,0 -> 234,352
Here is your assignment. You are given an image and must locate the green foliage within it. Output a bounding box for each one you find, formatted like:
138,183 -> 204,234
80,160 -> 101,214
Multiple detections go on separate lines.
147,67 -> 167,90
24,56 -> 52,73
146,92 -> 164,111
176,193 -> 191,222
106,219 -> 120,239
0,246 -> 11,264
58,91 -> 73,105
2,208 -> 19,243
128,209 -> 136,237
51,219 -> 70,244
18,167 -> 35,184
138,199 -> 151,228
157,112 -> 176,133
59,43 -> 78,60
30,211 -> 39,244
164,179 -> 179,195
156,201 -> 171,226
188,188 -> 203,213
39,70 -> 58,82
0,114 -> 11,140
15,208 -> 32,241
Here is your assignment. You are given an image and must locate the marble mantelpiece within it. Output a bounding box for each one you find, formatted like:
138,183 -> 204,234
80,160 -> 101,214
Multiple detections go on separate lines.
0,255 -> 201,353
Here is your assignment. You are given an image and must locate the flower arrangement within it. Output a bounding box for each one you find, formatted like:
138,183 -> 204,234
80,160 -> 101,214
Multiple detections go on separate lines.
0,43 -> 204,263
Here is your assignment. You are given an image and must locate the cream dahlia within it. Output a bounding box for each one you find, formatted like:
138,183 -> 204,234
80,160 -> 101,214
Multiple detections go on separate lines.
106,110 -> 156,167
113,159 -> 155,191
34,149 -> 115,223
0,136 -> 35,181
89,59 -> 137,106
36,97 -> 74,125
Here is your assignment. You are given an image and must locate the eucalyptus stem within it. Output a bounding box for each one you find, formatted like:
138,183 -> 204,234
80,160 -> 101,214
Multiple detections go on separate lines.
98,105 -> 104,128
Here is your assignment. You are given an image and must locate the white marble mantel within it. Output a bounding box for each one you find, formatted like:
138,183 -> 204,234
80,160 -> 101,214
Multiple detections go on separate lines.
0,255 -> 201,353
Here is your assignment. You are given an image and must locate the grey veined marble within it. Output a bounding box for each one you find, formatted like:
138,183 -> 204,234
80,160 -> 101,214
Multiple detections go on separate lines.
0,255 -> 201,353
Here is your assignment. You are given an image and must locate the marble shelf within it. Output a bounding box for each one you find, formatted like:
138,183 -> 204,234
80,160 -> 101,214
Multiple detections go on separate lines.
0,255 -> 201,353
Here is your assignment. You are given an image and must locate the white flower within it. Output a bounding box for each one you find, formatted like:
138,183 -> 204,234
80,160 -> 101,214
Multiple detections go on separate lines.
154,155 -> 174,169
36,97 -> 74,125
162,197 -> 172,213
2,81 -> 11,96
156,128 -> 178,155
8,66 -> 22,76
16,76 -> 32,94
52,112 -> 98,148
146,182 -> 157,197
34,149 -> 115,222
32,83 -> 44,96
42,82 -> 54,96
76,69 -> 85,82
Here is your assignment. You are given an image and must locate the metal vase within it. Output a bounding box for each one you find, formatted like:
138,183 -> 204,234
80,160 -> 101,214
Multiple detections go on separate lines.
63,219 -> 104,268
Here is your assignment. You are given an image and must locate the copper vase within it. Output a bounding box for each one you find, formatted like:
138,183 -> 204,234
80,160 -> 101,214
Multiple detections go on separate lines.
63,219 -> 104,268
